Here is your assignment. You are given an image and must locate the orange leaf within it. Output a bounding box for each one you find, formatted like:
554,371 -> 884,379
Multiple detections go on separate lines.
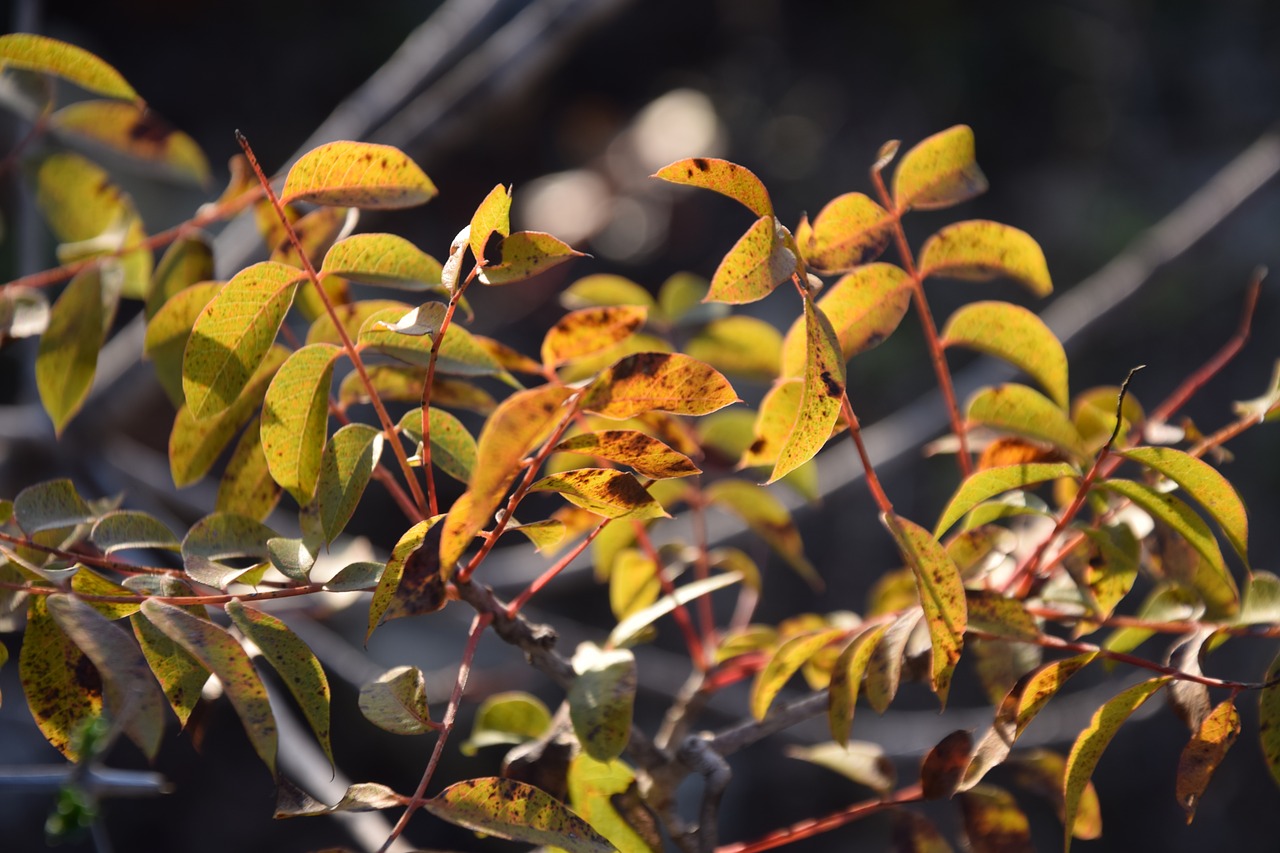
581,352 -> 738,419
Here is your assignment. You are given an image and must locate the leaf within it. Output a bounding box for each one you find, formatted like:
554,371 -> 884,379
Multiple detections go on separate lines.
470,183 -> 512,260
1177,698 -> 1239,823
91,510 -> 179,554
0,284 -> 50,339
180,512 -> 276,589
400,407 -> 476,484
324,561 -> 384,592
461,691 -> 552,755
685,316 -> 782,380
864,607 -> 923,713
609,572 -> 741,649
358,305 -> 512,380
369,518 -> 447,639
1073,385 -> 1146,450
893,125 -> 988,211
921,729 -> 973,799
476,231 -> 585,285
567,755 -> 661,853
892,810 -> 955,853
1259,649 -> 1280,789
267,537 -> 314,582
609,549 -> 661,620
14,478 -> 95,534
169,345 -> 288,487
918,221 -> 1052,297
19,596 -> 103,760
751,629 -> 845,720
216,416 -> 282,522
934,462 -> 1079,538
658,272 -> 720,326
0,33 -> 139,101
511,519 -> 567,553
799,192 -> 894,273
653,157 -> 772,217
542,306 -> 648,369
1063,677 -> 1169,853
771,297 -> 844,482
827,623 -> 890,745
562,274 -> 656,311
423,777 -> 614,853
957,785 -> 1033,853
130,611 -> 208,727
141,600 -> 277,775
967,384 -> 1087,458
36,268 -> 103,434
532,469 -> 668,520
965,590 -> 1041,642
786,741 -> 896,794
282,141 -> 437,209
146,233 -> 215,320
439,384 -> 573,570
311,423 -> 383,543
942,301 -> 1068,408
183,262 -> 304,420
779,263 -> 911,376
1007,750 -> 1101,840
274,779 -> 405,818
555,431 -> 700,480
1238,571 -> 1280,626
1120,446 -> 1249,564
260,343 -> 340,503
568,643 -> 637,761
357,665 -> 433,735
707,215 -> 797,304
321,233 -> 442,288
705,479 -> 821,589
883,515 -> 967,705
582,352 -> 738,419
51,100 -> 209,185
145,281 -> 221,408
71,568 -> 140,620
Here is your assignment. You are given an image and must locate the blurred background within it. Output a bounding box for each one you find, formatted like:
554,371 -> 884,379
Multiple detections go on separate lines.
1,0 -> 1279,850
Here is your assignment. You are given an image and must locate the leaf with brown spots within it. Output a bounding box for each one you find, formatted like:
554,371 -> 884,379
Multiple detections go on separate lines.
942,300 -> 1068,408
921,729 -> 973,799
542,305 -> 648,369
532,468 -> 668,520
131,610 -> 208,728
282,141 -> 437,209
771,296 -> 844,483
780,263 -> 911,375
568,643 -> 637,761
0,33 -> 139,101
653,157 -> 773,217
424,776 -> 614,853
274,778 -> 406,818
893,125 -> 988,212
707,215 -> 798,304
554,430 -> 700,479
581,352 -> 737,419
957,784 -> 1033,853
20,596 -> 104,760
369,517 -> 447,640
477,231 -> 585,285
51,100 -> 209,185
470,184 -> 512,261
321,233 -> 442,289
797,192 -> 894,273
918,220 -> 1052,297
1258,651 -> 1280,789
1177,698 -> 1239,823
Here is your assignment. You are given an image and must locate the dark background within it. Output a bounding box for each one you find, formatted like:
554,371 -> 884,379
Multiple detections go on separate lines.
1,0 -> 1279,851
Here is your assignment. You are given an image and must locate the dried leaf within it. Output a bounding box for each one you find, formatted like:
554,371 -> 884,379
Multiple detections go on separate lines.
921,730 -> 972,799
1177,698 -> 1239,823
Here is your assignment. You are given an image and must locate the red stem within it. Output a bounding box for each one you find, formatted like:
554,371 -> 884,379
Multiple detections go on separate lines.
840,395 -> 894,515
506,517 -> 612,616
420,268 -> 476,517
632,521 -> 707,669
716,784 -> 924,853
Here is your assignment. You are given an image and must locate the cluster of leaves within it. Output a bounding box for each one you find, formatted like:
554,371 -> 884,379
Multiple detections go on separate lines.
2,32 -> 1280,853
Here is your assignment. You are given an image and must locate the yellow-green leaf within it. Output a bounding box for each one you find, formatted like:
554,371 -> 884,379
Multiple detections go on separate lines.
780,263 -> 911,376
67,569 -> 135,621
145,281 -> 221,408
369,517 -> 447,639
532,469 -> 668,520
883,515 -> 966,704
51,100 -> 209,185
608,572 -> 742,649
424,777 -> 614,853
1177,698 -> 1239,823
582,352 -> 738,419
771,297 -> 844,482
320,233 -> 442,289
562,274 -> 656,311
657,272 -> 718,326
1063,678 -> 1169,853
141,599 -> 278,775
260,343 -> 340,503
0,33 -> 138,101
216,416 -> 282,522
787,741 -> 896,794
567,755 -> 660,853
609,549 -> 661,620
751,628 -> 845,720
183,262 -> 304,420
358,305 -> 512,381
739,380 -> 803,468
555,430 -> 699,480
302,423 -> 379,544
130,611 -> 208,727
19,595 -> 103,760
568,643 -> 637,761
1073,385 -> 1145,450
180,512 -> 276,589
461,691 -> 552,755
685,315 -> 782,380
13,479 -> 94,538
1238,571 -> 1280,626
967,384 -> 1087,458
828,623 -> 890,745
707,215 -> 797,304
893,125 -> 988,211
653,157 -> 772,217
705,478 -> 820,589
282,141 -> 437,209
226,599 -> 333,766
918,220 -> 1052,297
542,305 -> 648,369
798,192 -> 893,273
400,407 -> 476,484
476,231 -> 585,285
36,268 -> 102,435
470,183 -> 512,260
942,301 -> 1068,408
90,510 -> 179,555
934,462 -> 1079,538
357,665 -> 433,735
146,233 -> 214,320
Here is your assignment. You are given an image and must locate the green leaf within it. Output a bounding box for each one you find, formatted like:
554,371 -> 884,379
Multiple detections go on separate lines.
1120,446 -> 1249,564
146,233 -> 214,319
771,297 -> 844,482
181,512 -> 276,588
967,384 -> 1087,458
310,423 -> 383,544
423,777 -> 614,853
705,479 -> 821,590
751,628 -> 845,721
358,305 -> 512,381
321,233 -> 442,288
883,515 -> 966,705
707,216 -> 797,304
532,469 -> 668,520
90,510 -> 179,554
14,479 -> 95,534
653,157 -> 772,217
542,305 -> 648,369
582,352 -> 738,419
934,462 -> 1078,538
358,665 -> 433,735
609,572 -> 741,649
369,517 -> 447,640
36,268 -> 103,434
216,416 -> 282,522
957,785 -> 1032,853
562,274 -> 656,312
131,611 -> 208,728
470,183 -> 513,260
797,192 -> 893,273
864,606 -> 923,713
324,561 -> 384,591
476,232 -> 585,285
0,33 -> 139,101
461,691 -> 552,755
892,125 -> 988,211
19,596 -> 103,760
827,624 -> 890,745
261,343 -> 340,503
282,141 -> 437,209
918,220 -> 1052,297
568,643 -> 637,761
1063,678 -> 1169,853
942,301 -> 1068,408
686,316 -> 782,380
555,430 -> 700,480
567,755 -> 661,853
183,262 -> 304,420
145,281 -> 221,408
51,100 -> 209,186
779,263 -> 911,376
399,407 -> 476,484
1177,698 -> 1239,823
786,741 -> 896,794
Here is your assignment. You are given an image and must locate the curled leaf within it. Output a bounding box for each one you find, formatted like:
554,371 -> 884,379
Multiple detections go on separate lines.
358,665 -> 433,735
893,125 -> 988,211
653,157 -> 772,217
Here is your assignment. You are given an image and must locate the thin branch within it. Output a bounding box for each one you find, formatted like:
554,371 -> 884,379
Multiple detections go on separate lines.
716,784 -> 924,853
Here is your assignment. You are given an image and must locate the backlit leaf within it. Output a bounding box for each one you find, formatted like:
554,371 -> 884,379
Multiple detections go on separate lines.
542,305 -> 648,369
779,263 -> 911,375
20,596 -> 103,760
261,343 -> 340,503
274,779 -> 405,818
532,469 -> 668,520
358,665 -> 432,735
511,519 -> 567,553
918,221 -> 1052,297
964,590 -> 1040,641
423,777 -> 613,853
751,628 -> 845,720
183,262 -> 304,420
461,691 -> 552,755
653,157 -> 772,217
0,33 -> 139,101
893,125 -> 988,211
707,215 -> 797,304
470,183 -> 512,260
282,141 -> 437,209
181,512 -> 276,588
70,568 -> 140,620
921,730 -> 972,799
828,623 -> 890,745
864,607 -> 923,713
957,785 -> 1032,853
686,315 -> 782,380
1073,385 -> 1145,450
313,423 -> 383,543
1238,571 -> 1280,626
306,299 -> 406,347
705,478 -> 820,589
91,510 -> 179,554
145,281 -> 221,407
476,231 -> 585,285
786,741 -> 896,794
771,297 -> 844,482
567,755 -> 660,853
582,352 -> 737,419
739,380 -> 803,468
555,430 -> 700,479
51,100 -> 209,185
883,514 -> 967,705
568,643 -> 637,761
369,518 -> 447,639
146,233 -> 214,319
226,599 -> 332,765
321,233 -> 442,289
130,611 -> 208,727
609,572 -> 741,649
1063,678 -> 1169,853
942,301 -> 1068,408
359,306 -> 512,381
14,479 -> 95,535
658,272 -> 720,326
1177,698 -> 1239,823
562,274 -> 656,311
934,462 -> 1078,538
216,416 -> 282,522
967,384 -> 1087,458
36,268 -> 102,435
609,549 -> 661,620
799,192 -> 893,273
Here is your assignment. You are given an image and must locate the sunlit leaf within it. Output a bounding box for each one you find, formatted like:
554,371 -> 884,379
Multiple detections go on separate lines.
704,479 -> 820,589
532,469 -> 668,520
965,590 -> 1040,642
0,285 -> 50,339
423,777 -> 613,853
967,384 -> 1087,458
321,233 -> 442,289
180,512 -> 276,588
51,100 -> 209,185
145,281 -> 221,408
864,607 -> 922,713
799,192 -> 894,273
608,549 -> 660,620
274,779 -> 405,818
282,141 -> 437,209
400,407 -> 476,484
780,263 -> 911,375
771,297 -> 844,482
141,600 -> 278,775
921,730 -> 972,799
268,206 -> 353,320
567,755 -> 660,853
918,220 -> 1052,297
19,596 -> 103,760
36,268 -> 103,435
14,479 -> 95,535
957,784 -> 1032,853
70,568 -> 139,620
555,430 -> 700,480
216,416 -> 282,522
1174,696 -> 1239,824
146,233 -> 214,320
260,343 -> 340,503
0,33 -> 139,101
934,462 -> 1078,538
942,301 -> 1068,408
308,423 -> 383,543
369,517 -> 447,639
542,305 -> 648,369
476,232 -> 585,285
582,352 -> 737,420
786,741 -> 896,794
183,262 -> 304,420
608,572 -> 741,648
1102,585 -> 1202,657
90,510 -> 179,555
707,215 -> 797,304
827,624 -> 890,745
470,183 -> 512,260
1238,571 -> 1280,626
1073,385 -> 1145,450
683,315 -> 782,380
751,628 -> 844,721
358,665 -> 433,735
653,157 -> 772,217
358,305 -> 513,381
461,691 -> 552,755
130,611 -> 208,727
893,125 -> 988,211
568,643 -> 636,761
306,299 -> 407,347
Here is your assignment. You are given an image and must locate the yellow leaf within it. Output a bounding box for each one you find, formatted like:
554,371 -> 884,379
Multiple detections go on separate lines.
967,383 -> 1087,458
751,628 -> 845,720
705,479 -> 821,590
532,468 -> 668,520
542,305 -> 648,369
934,462 -> 1079,538
582,352 -> 738,419
942,300 -> 1068,408
50,100 -> 209,185
476,231 -> 585,285
798,192 -> 894,273
470,184 -> 512,261
779,263 -> 911,376
36,268 -> 103,435
555,430 -> 700,479
685,315 -> 782,380
260,344 -> 341,504
282,141 -> 437,209
0,33 -> 139,101
321,233 -> 442,289
771,297 -> 844,482
826,624 -> 890,746
653,157 -> 773,217
707,215 -> 798,304
918,220 -> 1052,297
893,125 -> 988,211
